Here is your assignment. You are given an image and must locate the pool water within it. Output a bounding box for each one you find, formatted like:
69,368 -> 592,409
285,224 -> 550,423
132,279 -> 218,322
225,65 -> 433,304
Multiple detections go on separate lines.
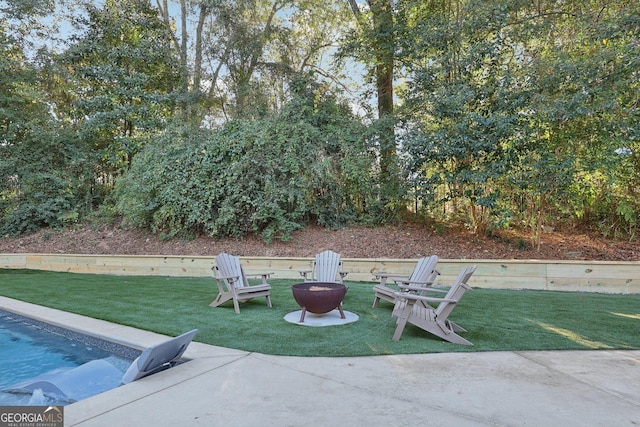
0,310 -> 139,405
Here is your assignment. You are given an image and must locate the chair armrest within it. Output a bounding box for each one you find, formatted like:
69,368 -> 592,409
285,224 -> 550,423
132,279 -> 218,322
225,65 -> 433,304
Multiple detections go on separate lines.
395,280 -> 435,287
396,284 -> 434,293
397,283 -> 448,293
245,272 -> 273,277
421,288 -> 448,293
374,273 -> 409,280
246,272 -> 272,284
393,292 -> 456,304
214,274 -> 240,281
374,273 -> 409,286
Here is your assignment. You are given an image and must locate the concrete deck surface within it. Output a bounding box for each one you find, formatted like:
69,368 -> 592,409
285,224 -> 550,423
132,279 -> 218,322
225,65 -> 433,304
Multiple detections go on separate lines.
1,296 -> 638,426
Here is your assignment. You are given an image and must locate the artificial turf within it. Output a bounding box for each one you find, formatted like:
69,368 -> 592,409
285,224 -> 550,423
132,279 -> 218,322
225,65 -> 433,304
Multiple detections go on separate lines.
1,269 -> 639,356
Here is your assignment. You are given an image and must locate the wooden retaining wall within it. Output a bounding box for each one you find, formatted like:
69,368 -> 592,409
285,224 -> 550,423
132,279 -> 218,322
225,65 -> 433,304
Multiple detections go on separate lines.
0,253 -> 638,294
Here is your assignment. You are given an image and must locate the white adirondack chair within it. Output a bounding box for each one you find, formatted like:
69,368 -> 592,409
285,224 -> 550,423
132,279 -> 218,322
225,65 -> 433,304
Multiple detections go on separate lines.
210,253 -> 272,314
372,255 -> 440,308
299,250 -> 348,283
391,265 -> 476,345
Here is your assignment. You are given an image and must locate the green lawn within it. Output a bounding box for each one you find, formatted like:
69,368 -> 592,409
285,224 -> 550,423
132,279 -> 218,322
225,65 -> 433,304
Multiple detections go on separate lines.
1,269 -> 639,356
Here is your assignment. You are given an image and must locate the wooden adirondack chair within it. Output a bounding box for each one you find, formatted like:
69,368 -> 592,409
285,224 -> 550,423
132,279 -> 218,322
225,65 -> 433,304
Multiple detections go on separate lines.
372,255 -> 440,308
391,265 -> 476,345
210,253 -> 272,314
299,250 -> 348,284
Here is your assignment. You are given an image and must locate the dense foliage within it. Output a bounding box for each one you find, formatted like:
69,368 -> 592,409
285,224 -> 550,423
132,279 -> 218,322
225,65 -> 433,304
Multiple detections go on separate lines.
1,0 -> 639,244
396,0 -> 640,242
116,78 -> 378,240
0,18 -> 95,235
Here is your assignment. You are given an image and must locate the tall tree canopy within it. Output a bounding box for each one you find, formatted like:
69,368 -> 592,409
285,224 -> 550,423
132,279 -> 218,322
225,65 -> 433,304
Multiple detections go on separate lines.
397,0 -> 640,240
60,0 -> 180,173
0,7 -> 93,235
1,0 -> 639,244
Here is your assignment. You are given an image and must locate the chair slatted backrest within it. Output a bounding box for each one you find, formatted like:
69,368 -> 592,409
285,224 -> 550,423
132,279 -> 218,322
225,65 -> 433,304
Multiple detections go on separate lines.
314,250 -> 342,283
434,265 -> 476,319
409,255 -> 439,285
214,253 -> 246,288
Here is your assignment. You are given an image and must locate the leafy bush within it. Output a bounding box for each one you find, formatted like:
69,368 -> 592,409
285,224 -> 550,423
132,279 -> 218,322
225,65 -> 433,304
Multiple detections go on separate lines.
0,141 -> 97,236
116,81 -> 378,241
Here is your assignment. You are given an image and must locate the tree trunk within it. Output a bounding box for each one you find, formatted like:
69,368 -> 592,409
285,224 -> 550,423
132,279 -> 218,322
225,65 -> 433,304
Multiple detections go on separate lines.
366,0 -> 398,201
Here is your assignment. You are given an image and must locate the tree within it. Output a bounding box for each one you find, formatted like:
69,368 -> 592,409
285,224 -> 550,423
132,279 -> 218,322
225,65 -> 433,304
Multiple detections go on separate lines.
61,0 -> 180,174
398,0 -> 640,241
0,24 -> 94,235
398,0 -> 529,232
157,0 -> 354,123
345,0 -> 402,213
515,1 -> 640,240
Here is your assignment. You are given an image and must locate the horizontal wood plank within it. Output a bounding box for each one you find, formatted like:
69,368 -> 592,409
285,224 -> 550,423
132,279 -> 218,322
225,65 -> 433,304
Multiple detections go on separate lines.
0,254 -> 638,294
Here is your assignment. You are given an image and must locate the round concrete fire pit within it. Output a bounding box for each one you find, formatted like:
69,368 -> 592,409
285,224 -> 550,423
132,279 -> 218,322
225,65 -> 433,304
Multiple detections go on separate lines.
291,282 -> 348,323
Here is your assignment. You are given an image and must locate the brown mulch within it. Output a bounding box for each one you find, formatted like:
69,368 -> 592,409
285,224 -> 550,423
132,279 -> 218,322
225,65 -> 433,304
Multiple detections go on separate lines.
1,223 -> 639,261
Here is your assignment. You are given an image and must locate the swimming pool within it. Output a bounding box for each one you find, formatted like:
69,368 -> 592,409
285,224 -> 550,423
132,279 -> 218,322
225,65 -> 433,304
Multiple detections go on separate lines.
0,309 -> 140,406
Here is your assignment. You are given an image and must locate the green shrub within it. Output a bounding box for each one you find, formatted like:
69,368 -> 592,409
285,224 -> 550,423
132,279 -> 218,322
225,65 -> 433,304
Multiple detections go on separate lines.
116,81 -> 379,241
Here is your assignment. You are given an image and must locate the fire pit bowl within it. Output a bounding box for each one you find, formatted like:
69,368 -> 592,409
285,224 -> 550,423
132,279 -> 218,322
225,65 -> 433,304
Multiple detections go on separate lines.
291,282 -> 348,322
